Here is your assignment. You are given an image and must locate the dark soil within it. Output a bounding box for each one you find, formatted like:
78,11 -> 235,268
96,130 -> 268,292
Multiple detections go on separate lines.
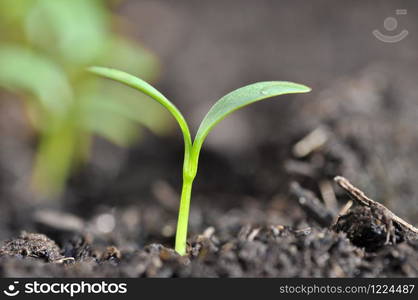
1,1 -> 418,278
2,63 -> 418,277
0,232 -> 65,263
1,209 -> 418,277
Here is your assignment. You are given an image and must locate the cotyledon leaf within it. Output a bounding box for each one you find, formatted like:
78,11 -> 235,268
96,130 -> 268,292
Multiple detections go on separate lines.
87,66 -> 192,148
192,81 -> 311,157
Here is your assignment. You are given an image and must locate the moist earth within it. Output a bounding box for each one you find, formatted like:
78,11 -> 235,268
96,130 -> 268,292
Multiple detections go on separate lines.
1,64 -> 418,277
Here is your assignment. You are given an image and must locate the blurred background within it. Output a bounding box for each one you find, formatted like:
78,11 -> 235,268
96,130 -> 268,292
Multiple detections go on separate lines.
0,0 -> 417,249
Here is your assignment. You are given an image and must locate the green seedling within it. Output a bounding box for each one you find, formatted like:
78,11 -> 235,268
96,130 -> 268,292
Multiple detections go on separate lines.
88,66 -> 311,255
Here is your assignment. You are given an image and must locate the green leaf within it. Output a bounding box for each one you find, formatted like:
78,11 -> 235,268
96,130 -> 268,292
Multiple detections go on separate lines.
25,0 -> 108,64
85,91 -> 172,135
0,1 -> 33,24
192,81 -> 311,155
0,44 -> 72,115
87,66 -> 192,148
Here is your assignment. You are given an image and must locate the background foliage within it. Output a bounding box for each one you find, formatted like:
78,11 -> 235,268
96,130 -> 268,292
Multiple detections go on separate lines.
0,0 -> 169,197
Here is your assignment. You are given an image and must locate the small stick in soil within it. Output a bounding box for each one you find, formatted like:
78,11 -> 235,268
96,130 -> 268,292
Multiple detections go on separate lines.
332,199 -> 353,226
290,182 -> 335,227
334,176 -> 418,241
319,180 -> 338,212
292,126 -> 329,158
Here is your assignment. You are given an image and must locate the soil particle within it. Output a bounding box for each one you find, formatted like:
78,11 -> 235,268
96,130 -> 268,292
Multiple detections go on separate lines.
333,206 -> 404,252
101,246 -> 121,263
62,235 -> 93,262
333,176 -> 418,252
360,240 -> 418,277
0,232 -> 67,263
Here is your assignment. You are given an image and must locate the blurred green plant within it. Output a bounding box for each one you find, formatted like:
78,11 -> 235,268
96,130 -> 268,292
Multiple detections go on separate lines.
0,0 -> 169,196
